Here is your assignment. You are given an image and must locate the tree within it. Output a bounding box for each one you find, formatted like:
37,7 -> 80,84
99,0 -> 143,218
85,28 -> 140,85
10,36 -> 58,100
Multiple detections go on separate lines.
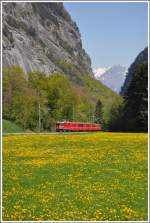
94,99 -> 103,125
2,66 -> 41,130
46,74 -> 78,122
123,62 -> 148,132
3,66 -> 28,121
108,103 -> 124,131
28,71 -> 49,131
108,62 -> 148,132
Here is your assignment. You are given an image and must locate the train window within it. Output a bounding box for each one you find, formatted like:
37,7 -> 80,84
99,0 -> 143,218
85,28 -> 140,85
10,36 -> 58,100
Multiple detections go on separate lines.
79,124 -> 83,127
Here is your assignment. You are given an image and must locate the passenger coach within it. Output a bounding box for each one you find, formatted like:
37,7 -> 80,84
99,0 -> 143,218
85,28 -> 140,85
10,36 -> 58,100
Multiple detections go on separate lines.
56,122 -> 102,132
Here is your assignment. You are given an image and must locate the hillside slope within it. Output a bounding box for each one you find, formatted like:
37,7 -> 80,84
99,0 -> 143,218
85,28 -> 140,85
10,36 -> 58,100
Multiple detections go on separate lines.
2,2 -> 122,128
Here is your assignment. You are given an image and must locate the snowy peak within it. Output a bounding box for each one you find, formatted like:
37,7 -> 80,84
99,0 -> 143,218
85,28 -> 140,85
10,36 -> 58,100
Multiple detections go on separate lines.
93,67 -> 110,78
94,64 -> 127,93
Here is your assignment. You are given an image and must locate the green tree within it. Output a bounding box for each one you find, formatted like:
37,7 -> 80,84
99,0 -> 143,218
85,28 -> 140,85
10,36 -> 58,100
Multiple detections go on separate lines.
94,99 -> 103,125
123,62 -> 148,132
108,103 -> 124,131
3,64 -> 122,132
46,74 -> 78,122
3,66 -> 40,130
11,93 -> 38,130
3,66 -> 28,122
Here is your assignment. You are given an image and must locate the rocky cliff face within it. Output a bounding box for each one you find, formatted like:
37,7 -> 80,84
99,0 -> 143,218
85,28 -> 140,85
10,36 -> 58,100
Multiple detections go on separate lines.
2,2 -> 92,75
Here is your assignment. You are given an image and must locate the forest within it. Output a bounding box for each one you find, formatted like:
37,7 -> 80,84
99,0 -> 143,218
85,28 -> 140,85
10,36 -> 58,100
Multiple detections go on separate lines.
3,57 -> 148,133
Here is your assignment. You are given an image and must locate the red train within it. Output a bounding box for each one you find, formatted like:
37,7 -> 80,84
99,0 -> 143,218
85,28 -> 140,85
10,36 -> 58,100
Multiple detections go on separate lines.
56,121 -> 102,132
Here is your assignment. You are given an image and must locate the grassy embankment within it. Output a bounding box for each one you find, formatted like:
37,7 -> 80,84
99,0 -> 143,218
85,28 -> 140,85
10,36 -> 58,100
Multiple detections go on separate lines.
3,132 -> 148,221
2,119 -> 23,133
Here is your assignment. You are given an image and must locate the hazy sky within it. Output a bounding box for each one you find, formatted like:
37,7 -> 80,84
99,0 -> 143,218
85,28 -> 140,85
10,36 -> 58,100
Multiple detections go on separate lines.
64,2 -> 148,69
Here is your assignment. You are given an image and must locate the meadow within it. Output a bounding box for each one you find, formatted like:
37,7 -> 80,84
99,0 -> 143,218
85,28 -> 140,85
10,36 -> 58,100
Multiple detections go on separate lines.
2,132 -> 148,221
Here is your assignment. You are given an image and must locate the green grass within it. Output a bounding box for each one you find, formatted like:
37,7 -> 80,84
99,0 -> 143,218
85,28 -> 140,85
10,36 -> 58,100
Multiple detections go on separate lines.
3,132 -> 148,221
3,119 -> 23,133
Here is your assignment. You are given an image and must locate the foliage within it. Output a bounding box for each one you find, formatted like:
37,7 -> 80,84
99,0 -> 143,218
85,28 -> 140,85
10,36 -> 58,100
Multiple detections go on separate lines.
107,103 -> 124,131
46,74 -> 78,121
3,66 -> 39,130
122,62 -> 148,132
3,65 -> 122,131
109,54 -> 148,132
28,72 -> 79,125
94,99 -> 103,125
3,132 -> 148,221
56,61 -> 122,125
2,119 -> 23,133
3,69 -> 41,130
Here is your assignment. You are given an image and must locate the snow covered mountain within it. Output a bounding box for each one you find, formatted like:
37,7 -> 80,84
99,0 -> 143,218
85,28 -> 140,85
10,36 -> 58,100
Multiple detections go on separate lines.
94,65 -> 127,93
93,67 -> 110,78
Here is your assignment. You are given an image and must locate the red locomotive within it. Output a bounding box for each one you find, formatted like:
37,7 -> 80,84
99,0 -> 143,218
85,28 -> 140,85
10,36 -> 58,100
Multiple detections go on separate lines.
56,121 -> 102,132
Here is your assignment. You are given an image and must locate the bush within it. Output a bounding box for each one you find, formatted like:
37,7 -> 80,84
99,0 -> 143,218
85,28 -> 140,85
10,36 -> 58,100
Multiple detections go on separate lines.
3,119 -> 23,133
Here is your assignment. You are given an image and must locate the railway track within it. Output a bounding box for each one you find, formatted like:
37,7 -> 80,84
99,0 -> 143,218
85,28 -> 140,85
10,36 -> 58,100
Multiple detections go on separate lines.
2,131 -> 96,136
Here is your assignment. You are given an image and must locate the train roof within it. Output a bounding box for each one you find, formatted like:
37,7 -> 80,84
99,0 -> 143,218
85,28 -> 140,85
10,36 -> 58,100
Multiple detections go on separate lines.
56,121 -> 100,125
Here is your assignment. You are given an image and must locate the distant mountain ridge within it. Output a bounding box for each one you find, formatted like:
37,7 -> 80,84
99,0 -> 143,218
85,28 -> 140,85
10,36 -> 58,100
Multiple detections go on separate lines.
94,64 -> 127,93
93,67 -> 110,78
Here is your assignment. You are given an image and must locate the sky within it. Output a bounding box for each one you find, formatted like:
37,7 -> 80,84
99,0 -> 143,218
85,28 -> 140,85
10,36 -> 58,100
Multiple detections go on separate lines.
64,2 -> 148,69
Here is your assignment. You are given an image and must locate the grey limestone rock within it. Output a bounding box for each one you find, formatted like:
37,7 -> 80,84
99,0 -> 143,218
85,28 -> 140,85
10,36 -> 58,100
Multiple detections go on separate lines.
2,2 -> 93,75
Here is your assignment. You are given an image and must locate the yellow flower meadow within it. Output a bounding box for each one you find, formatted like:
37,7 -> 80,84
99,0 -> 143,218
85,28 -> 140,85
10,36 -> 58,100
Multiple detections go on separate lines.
2,132 -> 148,221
